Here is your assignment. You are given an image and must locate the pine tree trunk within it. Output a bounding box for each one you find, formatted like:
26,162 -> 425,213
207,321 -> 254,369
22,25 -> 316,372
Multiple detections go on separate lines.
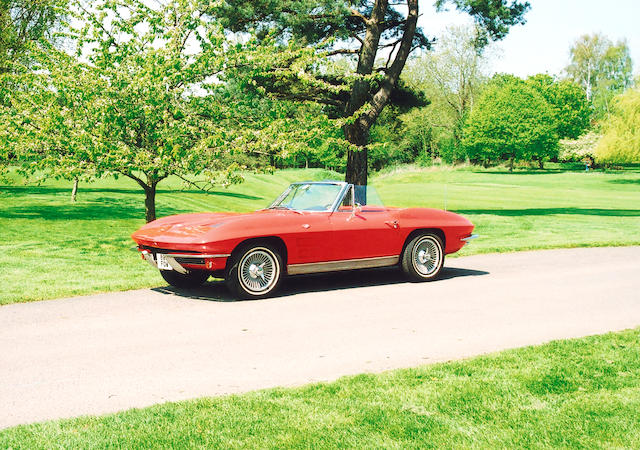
340,0 -> 418,187
70,177 -> 79,203
344,123 -> 369,186
509,156 -> 515,172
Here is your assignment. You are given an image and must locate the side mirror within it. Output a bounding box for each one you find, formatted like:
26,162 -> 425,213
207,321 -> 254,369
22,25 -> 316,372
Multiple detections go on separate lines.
349,202 -> 362,220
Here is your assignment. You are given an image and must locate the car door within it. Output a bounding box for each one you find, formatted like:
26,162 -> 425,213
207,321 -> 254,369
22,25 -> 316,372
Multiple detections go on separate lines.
286,211 -> 334,264
328,185 -> 404,261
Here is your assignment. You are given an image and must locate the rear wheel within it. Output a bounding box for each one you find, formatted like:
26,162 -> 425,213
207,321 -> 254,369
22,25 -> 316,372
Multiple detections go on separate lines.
401,233 -> 444,281
226,243 -> 283,299
160,269 -> 210,288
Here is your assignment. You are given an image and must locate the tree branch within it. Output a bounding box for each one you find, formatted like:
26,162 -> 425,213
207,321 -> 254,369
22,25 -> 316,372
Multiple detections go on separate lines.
344,0 -> 389,116
77,3 -> 119,48
120,171 -> 148,190
325,48 -> 360,57
174,173 -> 218,193
361,0 -> 419,128
349,9 -> 370,25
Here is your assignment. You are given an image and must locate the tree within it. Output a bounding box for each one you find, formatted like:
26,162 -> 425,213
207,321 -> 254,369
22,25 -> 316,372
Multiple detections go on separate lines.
527,74 -> 590,140
463,76 -> 558,170
3,0 -> 251,222
402,24 -> 493,154
558,131 -> 601,167
596,88 -> 640,164
218,0 -> 530,186
566,33 -> 633,118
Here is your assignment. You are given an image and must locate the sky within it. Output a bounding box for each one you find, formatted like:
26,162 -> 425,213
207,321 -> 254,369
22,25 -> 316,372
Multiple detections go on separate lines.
417,0 -> 640,77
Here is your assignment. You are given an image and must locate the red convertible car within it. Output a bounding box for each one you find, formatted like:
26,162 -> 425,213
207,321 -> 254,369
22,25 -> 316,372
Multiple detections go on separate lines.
132,181 -> 476,299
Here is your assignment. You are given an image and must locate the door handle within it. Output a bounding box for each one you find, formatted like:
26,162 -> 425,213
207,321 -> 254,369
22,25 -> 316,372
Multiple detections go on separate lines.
385,220 -> 399,229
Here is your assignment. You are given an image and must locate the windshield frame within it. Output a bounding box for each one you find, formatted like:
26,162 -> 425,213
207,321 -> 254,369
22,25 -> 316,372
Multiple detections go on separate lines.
268,181 -> 350,213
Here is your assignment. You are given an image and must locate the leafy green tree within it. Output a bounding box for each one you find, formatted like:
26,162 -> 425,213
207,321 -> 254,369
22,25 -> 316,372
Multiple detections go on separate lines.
5,0 -> 222,221
463,76 -> 558,170
566,33 -> 633,118
527,74 -> 590,139
368,106 -> 420,170
402,25 -> 493,156
596,88 -> 640,164
218,0 -> 530,185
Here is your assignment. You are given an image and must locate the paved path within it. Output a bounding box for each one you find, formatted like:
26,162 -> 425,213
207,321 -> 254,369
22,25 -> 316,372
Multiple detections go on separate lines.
1,247 -> 640,429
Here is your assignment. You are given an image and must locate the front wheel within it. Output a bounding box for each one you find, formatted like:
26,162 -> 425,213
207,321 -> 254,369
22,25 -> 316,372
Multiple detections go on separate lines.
226,243 -> 283,299
401,233 -> 445,281
160,269 -> 210,288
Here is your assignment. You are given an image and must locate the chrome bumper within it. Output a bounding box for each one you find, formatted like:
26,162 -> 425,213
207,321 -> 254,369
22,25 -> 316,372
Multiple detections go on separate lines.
461,234 -> 479,242
140,250 -> 230,274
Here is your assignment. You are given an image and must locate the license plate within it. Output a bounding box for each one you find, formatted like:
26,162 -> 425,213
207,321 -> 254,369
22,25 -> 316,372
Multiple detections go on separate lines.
156,253 -> 172,270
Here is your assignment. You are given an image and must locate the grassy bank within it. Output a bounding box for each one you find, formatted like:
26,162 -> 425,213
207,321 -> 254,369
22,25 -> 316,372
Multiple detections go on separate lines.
1,165 -> 639,304
2,328 -> 639,448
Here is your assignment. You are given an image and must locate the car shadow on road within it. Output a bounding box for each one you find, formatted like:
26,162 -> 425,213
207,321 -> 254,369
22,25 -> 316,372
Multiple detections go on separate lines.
151,266 -> 490,302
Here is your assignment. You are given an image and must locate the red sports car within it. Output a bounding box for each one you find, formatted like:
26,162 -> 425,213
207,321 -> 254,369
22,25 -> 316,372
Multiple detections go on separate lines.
132,181 -> 476,299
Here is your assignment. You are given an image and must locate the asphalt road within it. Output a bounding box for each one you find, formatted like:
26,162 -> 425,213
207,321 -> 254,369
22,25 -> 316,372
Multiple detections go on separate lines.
1,246 -> 640,429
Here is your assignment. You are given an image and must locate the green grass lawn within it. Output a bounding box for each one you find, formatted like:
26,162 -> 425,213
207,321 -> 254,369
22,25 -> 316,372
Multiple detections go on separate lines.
1,165 -> 639,304
375,165 -> 640,255
2,328 -> 639,448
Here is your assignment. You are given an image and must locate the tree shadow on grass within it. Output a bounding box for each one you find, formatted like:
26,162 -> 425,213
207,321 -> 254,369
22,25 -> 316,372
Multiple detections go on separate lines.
470,169 -> 570,175
0,186 -> 264,220
152,266 -> 490,302
0,203 -> 159,220
0,185 -> 263,200
607,179 -> 640,185
455,208 -> 640,217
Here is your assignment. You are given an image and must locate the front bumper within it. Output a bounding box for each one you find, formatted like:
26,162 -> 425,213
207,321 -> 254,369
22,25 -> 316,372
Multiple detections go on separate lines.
139,248 -> 230,273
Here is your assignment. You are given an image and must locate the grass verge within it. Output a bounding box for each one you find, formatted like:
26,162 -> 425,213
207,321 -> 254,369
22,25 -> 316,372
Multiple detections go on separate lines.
1,165 -> 639,304
2,328 -> 639,448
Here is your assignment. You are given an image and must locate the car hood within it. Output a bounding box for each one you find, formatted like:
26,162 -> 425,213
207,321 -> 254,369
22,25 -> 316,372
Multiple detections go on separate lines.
131,209 -> 296,246
131,212 -> 245,244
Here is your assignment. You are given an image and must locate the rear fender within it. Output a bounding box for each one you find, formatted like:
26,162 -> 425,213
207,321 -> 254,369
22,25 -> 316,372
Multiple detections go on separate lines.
401,228 -> 446,258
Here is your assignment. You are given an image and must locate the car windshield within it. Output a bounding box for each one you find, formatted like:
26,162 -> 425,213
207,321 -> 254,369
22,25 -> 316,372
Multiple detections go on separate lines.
269,182 -> 385,212
269,183 -> 344,211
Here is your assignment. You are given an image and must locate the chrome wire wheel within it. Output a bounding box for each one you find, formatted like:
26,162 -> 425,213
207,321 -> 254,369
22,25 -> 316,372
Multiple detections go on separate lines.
238,247 -> 280,295
411,236 -> 442,277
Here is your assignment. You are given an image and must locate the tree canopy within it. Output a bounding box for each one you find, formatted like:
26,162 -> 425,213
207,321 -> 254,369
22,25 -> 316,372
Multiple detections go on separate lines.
596,87 -> 640,164
566,33 -> 633,119
463,75 -> 558,169
527,74 -> 590,140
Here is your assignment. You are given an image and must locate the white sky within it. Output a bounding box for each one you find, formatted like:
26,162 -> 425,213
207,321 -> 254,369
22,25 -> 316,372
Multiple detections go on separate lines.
418,0 -> 640,77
